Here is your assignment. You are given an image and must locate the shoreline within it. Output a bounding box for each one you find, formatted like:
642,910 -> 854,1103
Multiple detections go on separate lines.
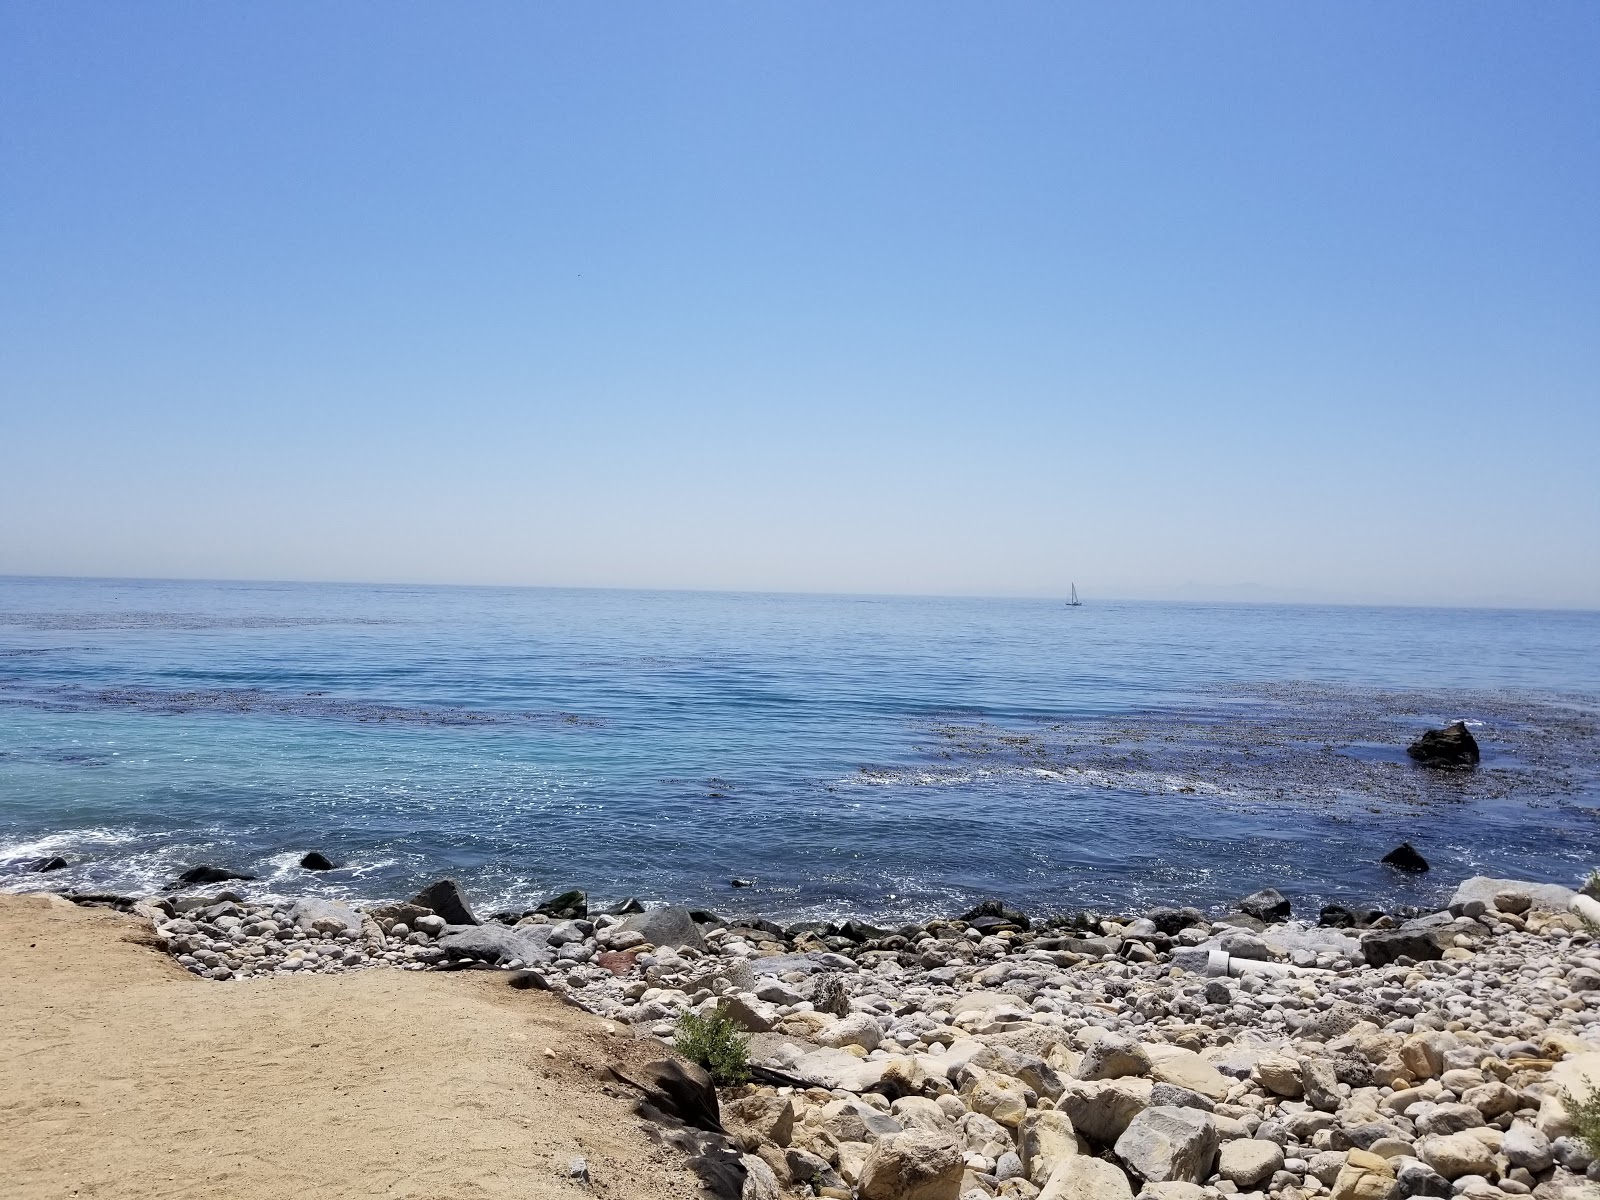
27,870 -> 1600,1199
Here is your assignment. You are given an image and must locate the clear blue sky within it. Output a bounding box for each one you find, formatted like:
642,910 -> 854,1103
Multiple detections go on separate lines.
2,4 -> 1596,607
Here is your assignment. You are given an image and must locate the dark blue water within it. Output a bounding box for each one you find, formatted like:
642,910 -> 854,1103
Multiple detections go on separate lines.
1,576 -> 1596,922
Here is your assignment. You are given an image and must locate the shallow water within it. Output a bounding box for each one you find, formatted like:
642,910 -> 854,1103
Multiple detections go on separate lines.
1,576 -> 1596,923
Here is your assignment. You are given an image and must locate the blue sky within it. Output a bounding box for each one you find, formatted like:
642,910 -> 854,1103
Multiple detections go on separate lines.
2,4 -> 1596,607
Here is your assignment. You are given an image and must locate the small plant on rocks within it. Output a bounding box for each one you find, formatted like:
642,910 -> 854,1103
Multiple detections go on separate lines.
1564,1083 -> 1600,1160
673,1008 -> 750,1085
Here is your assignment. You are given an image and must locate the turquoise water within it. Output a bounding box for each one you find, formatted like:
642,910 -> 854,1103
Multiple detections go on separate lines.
1,576 -> 1596,922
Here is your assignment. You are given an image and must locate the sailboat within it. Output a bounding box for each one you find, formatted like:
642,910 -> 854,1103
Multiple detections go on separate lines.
1066,583 -> 1082,607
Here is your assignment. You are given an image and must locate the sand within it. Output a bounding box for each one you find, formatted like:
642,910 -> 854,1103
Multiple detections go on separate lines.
0,893 -> 702,1200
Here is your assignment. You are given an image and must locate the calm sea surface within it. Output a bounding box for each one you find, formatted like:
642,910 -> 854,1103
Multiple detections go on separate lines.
1,576 -> 1597,923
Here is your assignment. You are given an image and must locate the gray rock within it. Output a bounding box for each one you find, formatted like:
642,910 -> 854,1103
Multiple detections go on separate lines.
435,923 -> 553,965
1113,1105 -> 1217,1184
1361,925 -> 1443,967
1074,1033 -> 1152,1081
1502,1121 -> 1554,1173
1238,888 -> 1291,921
409,878 -> 479,926
614,906 -> 707,951
288,897 -> 362,935
1449,876 -> 1575,914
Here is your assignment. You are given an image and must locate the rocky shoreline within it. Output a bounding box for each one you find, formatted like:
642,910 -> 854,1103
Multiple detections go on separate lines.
49,872 -> 1600,1200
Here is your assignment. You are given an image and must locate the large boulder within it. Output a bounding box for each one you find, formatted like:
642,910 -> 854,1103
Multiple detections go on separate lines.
1361,925 -> 1443,967
1112,1106 -> 1217,1184
1379,842 -> 1429,872
409,878 -> 479,926
1451,875 -> 1575,913
299,851 -> 338,871
435,923 -> 553,965
288,897 -> 362,934
614,905 -> 707,952
1055,1077 -> 1152,1145
817,1012 -> 883,1052
1416,1131 -> 1495,1179
535,889 -> 587,919
1037,1156 -> 1134,1200
610,1057 -> 722,1133
1018,1109 -> 1081,1185
856,1131 -> 964,1200
1406,721 -> 1479,767
1074,1033 -> 1152,1081
1237,888 -> 1291,922
1217,1139 -> 1284,1188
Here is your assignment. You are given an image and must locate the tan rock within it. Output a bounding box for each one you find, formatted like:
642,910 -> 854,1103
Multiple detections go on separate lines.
857,1131 -> 965,1200
1252,1053 -> 1304,1098
724,1093 -> 796,1150
1216,1138 -> 1283,1187
1017,1109 -> 1079,1186
1143,1045 -> 1231,1101
1037,1156 -> 1134,1200
1417,1131 -> 1495,1180
1053,1077 -> 1151,1145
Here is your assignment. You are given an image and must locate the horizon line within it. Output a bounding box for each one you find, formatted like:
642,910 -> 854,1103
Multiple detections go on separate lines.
0,571 -> 1595,616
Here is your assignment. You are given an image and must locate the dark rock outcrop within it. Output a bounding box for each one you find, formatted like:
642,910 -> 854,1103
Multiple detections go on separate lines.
958,898 -> 1031,931
609,1058 -> 723,1133
1146,906 -> 1206,935
409,878 -> 478,926
1406,721 -> 1480,768
534,889 -> 587,920
176,864 -> 257,885
1361,926 -> 1444,967
33,856 -> 69,872
299,851 -> 338,871
1381,842 -> 1430,872
1238,888 -> 1291,922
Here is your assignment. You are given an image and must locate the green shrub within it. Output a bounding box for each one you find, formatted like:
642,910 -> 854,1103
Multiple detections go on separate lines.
1583,868 -> 1600,899
1564,1082 -> 1600,1160
674,1007 -> 751,1085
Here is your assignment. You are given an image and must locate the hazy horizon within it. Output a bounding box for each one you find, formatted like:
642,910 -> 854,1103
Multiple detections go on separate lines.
3,5 -> 1596,610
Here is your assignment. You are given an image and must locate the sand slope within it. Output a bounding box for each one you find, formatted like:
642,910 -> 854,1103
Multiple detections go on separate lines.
0,894 -> 701,1200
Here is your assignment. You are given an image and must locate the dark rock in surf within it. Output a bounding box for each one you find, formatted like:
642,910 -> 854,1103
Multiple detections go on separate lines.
608,896 -> 645,915
1146,906 -> 1206,935
1381,842 -> 1430,872
299,851 -> 338,871
1238,887 -> 1292,922
535,889 -> 587,920
176,864 -> 257,885
730,878 -> 753,888
1406,721 -> 1480,768
409,878 -> 479,926
1319,904 -> 1356,929
958,898 -> 1031,931
33,856 -> 69,872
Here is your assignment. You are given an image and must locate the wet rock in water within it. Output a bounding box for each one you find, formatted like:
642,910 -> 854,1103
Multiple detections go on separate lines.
298,851 -> 338,871
1406,720 -> 1480,767
607,897 -> 645,915
32,856 -> 69,872
409,878 -> 478,926
1237,887 -> 1291,922
609,1057 -> 722,1133
1145,906 -> 1205,935
1380,841 -> 1430,872
535,889 -> 587,920
1318,904 -> 1356,928
958,898 -> 1030,930
176,864 -> 257,885
730,878 -> 753,888
613,905 -> 706,951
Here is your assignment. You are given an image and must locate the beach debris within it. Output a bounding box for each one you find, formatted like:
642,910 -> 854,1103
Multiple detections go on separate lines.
1381,841 -> 1431,872
298,851 -> 338,870
1406,720 -> 1481,768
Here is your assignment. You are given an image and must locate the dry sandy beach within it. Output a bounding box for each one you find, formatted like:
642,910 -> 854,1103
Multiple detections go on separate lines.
0,892 -> 700,1200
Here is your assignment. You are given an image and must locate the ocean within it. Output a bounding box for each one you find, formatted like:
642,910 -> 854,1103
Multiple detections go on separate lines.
1,575 -> 1596,924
